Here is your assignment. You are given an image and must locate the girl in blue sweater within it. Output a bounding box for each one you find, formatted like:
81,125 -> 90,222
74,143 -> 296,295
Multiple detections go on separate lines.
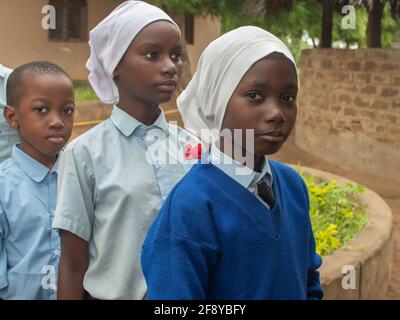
141,26 -> 323,300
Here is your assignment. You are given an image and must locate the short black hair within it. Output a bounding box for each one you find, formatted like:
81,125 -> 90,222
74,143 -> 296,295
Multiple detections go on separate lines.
6,61 -> 71,106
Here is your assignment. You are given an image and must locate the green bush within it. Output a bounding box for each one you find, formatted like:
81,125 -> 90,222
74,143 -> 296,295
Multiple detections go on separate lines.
74,84 -> 98,102
299,171 -> 367,257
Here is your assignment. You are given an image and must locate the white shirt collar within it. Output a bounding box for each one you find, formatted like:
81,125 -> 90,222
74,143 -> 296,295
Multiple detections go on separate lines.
111,105 -> 169,137
208,143 -> 273,189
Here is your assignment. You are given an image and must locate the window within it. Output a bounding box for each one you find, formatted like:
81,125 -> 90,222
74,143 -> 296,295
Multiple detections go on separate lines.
184,14 -> 194,45
48,0 -> 87,42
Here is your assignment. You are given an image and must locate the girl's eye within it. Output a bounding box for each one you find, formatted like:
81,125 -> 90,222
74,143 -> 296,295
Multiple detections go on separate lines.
281,95 -> 296,104
64,107 -> 74,115
35,106 -> 48,113
247,92 -> 263,101
145,52 -> 158,59
171,53 -> 182,62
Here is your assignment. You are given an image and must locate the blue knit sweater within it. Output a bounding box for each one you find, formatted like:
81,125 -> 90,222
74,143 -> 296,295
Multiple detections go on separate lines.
141,160 -> 323,300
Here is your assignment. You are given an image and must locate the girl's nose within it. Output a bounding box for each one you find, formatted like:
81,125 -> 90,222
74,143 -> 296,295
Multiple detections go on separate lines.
162,57 -> 177,75
264,100 -> 285,123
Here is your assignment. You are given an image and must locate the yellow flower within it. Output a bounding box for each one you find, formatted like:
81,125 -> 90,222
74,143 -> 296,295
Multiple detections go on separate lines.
345,211 -> 354,219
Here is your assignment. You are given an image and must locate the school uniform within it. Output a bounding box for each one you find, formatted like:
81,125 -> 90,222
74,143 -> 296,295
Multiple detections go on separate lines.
208,144 -> 274,208
141,148 -> 323,299
0,146 -> 60,299
142,25 -> 323,300
52,105 -> 198,300
0,65 -> 19,164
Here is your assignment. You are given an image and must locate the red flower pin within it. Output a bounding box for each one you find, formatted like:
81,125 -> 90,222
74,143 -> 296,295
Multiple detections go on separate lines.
184,143 -> 202,160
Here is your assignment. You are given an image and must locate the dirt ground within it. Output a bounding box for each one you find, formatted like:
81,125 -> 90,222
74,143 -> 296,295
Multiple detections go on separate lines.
270,135 -> 400,300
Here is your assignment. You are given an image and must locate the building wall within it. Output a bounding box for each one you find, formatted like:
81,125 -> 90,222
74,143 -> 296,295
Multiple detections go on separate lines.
0,0 -> 118,80
186,15 -> 221,75
296,49 -> 400,181
0,0 -> 221,80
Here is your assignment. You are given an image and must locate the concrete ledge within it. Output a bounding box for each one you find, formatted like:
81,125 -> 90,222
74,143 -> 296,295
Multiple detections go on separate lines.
297,166 -> 393,300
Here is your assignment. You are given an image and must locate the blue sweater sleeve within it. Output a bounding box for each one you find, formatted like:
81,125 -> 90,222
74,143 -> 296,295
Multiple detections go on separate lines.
142,233 -> 218,299
302,180 -> 324,300
141,186 -> 219,300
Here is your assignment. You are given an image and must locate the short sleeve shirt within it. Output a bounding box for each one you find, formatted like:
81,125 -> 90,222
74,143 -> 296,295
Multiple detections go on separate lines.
52,105 -> 199,299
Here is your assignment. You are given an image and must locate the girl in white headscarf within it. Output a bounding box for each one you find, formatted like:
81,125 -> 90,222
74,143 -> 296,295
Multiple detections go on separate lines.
53,1 -> 198,300
141,26 -> 323,300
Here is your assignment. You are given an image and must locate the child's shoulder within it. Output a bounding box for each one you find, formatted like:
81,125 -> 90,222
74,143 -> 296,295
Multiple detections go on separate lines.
168,123 -> 200,144
66,119 -> 112,153
167,163 -> 214,195
269,160 -> 305,185
0,158 -> 26,204
269,160 -> 301,177
167,163 -> 232,207
0,157 -> 15,179
171,162 -> 210,188
269,160 -> 309,199
156,164 -> 221,240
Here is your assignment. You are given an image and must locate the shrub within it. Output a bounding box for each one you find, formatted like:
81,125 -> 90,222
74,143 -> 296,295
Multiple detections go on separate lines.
299,171 -> 367,257
74,84 -> 98,102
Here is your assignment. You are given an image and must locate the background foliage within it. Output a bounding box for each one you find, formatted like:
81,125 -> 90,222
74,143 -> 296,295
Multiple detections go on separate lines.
300,171 -> 368,257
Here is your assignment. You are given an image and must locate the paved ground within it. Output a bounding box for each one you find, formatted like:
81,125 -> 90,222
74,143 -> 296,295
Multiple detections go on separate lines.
271,134 -> 400,299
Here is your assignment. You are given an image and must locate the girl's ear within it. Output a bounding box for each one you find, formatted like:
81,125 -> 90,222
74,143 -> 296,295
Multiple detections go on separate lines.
3,105 -> 19,129
112,65 -> 120,80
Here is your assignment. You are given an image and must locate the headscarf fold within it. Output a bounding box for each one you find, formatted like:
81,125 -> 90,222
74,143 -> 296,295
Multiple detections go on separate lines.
177,26 -> 296,142
86,0 -> 180,104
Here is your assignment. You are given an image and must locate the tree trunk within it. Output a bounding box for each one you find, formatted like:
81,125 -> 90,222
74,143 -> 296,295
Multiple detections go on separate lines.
366,0 -> 383,48
320,0 -> 333,48
312,37 -> 317,48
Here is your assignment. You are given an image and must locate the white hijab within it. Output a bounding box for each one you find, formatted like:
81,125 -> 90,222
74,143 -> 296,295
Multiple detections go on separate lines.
177,26 -> 296,143
86,0 -> 180,104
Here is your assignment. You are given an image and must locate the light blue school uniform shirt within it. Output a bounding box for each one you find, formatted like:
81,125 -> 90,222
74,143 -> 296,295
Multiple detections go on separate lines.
0,145 -> 60,300
52,105 -> 198,300
0,64 -> 19,164
208,143 -> 273,209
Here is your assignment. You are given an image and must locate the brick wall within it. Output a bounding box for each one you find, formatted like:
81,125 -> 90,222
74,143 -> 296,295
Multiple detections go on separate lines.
296,49 -> 400,182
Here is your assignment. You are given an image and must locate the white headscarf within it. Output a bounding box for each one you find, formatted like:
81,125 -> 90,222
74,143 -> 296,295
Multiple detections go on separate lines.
177,26 -> 296,142
86,0 -> 180,104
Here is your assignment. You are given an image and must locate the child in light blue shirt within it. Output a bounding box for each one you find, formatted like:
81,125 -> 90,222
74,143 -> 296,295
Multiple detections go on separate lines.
0,64 -> 19,163
52,1 -> 199,300
0,61 -> 75,299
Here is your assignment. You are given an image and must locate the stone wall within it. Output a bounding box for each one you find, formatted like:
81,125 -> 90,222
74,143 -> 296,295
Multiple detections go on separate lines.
296,49 -> 400,182
298,166 -> 393,300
